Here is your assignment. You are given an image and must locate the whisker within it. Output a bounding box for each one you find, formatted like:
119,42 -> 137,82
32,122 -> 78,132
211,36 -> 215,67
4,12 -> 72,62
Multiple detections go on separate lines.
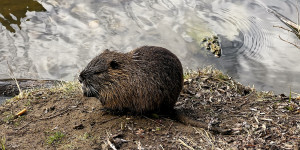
90,85 -> 100,96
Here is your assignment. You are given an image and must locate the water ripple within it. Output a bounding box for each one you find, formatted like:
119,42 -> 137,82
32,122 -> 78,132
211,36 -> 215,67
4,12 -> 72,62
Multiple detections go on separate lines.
211,7 -> 270,60
0,0 -> 299,94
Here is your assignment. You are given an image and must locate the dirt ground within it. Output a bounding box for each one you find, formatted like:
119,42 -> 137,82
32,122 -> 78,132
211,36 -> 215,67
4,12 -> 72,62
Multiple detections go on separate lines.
0,68 -> 299,149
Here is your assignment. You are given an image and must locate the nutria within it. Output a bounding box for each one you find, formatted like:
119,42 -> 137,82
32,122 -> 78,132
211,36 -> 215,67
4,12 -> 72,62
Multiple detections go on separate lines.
79,46 -> 231,134
78,46 -> 183,113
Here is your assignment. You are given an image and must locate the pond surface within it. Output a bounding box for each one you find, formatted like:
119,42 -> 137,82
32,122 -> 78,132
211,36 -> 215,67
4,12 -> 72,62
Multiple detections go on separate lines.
0,0 -> 300,95
0,97 -> 10,104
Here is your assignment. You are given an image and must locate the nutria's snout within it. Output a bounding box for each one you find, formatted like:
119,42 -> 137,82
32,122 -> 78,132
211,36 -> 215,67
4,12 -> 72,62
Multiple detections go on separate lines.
81,84 -> 99,98
78,74 -> 84,83
81,85 -> 91,97
78,72 -> 99,98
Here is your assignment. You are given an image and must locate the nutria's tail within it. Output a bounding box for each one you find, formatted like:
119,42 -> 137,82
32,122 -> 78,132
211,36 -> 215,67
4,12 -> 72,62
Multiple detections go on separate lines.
175,111 -> 232,135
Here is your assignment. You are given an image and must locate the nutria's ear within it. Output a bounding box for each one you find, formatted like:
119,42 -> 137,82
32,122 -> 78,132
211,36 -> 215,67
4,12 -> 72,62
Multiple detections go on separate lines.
103,49 -> 110,53
110,60 -> 119,69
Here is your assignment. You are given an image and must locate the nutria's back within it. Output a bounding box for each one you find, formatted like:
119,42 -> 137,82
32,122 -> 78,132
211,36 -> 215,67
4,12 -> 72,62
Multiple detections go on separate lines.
79,46 -> 183,114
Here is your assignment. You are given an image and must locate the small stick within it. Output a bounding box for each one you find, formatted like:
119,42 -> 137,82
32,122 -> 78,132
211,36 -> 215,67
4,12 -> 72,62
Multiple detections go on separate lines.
273,25 -> 294,33
279,35 -> 300,49
107,138 -> 117,150
177,139 -> 195,150
160,144 -> 165,150
39,107 -> 71,120
296,1 -> 300,33
7,61 -> 22,97
167,122 -> 173,131
136,141 -> 144,150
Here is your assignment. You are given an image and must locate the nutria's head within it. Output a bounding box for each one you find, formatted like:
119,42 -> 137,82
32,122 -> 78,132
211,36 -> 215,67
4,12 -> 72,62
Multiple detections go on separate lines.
78,50 -> 131,102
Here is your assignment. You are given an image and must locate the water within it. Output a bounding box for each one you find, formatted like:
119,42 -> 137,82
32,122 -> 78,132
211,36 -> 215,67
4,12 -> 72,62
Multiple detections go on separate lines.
0,97 -> 11,104
0,0 -> 300,95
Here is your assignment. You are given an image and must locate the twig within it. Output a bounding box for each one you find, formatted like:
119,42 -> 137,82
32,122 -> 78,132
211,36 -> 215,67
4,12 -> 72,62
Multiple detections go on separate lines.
193,127 -> 215,148
107,138 -> 117,150
167,122 -> 173,131
278,35 -> 300,49
177,139 -> 195,150
136,141 -> 144,150
160,144 -> 165,150
105,130 -> 117,150
273,25 -> 294,33
131,122 -> 134,134
296,1 -> 300,33
6,61 -> 22,97
39,107 -> 72,120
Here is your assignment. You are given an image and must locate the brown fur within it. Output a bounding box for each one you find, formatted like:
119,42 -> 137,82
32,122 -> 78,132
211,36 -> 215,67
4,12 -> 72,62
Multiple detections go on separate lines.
79,46 -> 183,114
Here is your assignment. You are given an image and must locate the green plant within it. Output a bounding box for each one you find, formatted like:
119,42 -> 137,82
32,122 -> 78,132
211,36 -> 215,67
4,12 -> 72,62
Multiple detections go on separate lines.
83,132 -> 89,140
78,132 -> 90,140
216,72 -> 228,80
3,113 -> 14,124
47,131 -> 65,145
289,87 -> 292,103
286,105 -> 294,111
25,100 -> 31,106
285,87 -> 295,111
13,116 -> 25,127
0,136 -> 5,150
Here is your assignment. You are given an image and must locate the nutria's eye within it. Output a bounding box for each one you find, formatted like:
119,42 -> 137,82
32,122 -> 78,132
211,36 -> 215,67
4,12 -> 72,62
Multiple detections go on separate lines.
110,60 -> 119,69
94,71 -> 102,74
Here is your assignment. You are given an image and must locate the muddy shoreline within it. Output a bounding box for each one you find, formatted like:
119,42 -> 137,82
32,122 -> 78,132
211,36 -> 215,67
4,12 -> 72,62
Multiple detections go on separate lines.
0,79 -> 61,104
0,68 -> 299,149
0,79 -> 61,97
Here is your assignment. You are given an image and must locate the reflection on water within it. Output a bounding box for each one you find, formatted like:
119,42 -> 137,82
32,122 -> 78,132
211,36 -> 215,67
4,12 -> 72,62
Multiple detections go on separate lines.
0,0 -> 46,32
0,0 -> 299,94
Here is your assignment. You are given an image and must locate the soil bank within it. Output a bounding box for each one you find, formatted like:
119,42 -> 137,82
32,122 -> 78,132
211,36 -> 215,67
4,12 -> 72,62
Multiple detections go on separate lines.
0,68 -> 299,149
